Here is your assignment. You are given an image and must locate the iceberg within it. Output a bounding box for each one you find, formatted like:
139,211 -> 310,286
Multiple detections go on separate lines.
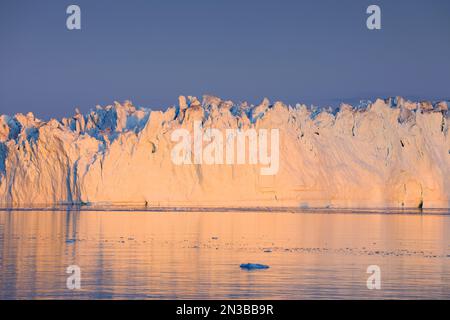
240,263 -> 270,270
0,95 -> 448,209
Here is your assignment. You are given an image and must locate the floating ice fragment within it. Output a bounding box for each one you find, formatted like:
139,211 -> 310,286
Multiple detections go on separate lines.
240,263 -> 270,270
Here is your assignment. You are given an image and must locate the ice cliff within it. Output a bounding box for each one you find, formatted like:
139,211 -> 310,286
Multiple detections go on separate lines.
0,96 -> 449,208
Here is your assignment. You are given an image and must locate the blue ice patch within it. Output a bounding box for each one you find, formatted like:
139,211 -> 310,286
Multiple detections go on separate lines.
240,263 -> 270,270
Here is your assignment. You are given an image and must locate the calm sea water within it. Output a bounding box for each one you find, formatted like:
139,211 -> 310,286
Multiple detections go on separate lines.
0,209 -> 449,299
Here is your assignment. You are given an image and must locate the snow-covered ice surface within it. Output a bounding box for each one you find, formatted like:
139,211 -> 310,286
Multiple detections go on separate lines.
0,95 -> 449,209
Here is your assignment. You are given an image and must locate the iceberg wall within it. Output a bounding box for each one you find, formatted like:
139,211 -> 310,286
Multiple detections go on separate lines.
0,96 -> 449,208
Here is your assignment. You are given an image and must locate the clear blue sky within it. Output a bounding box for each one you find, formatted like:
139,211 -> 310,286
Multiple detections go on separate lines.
1,0 -> 450,119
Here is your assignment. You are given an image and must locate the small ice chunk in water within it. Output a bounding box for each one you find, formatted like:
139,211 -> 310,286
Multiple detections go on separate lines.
240,263 -> 270,270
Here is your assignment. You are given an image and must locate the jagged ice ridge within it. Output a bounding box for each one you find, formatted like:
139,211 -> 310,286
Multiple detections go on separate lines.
0,95 -> 449,208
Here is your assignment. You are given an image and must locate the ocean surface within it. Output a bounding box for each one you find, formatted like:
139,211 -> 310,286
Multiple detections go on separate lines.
0,209 -> 449,299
